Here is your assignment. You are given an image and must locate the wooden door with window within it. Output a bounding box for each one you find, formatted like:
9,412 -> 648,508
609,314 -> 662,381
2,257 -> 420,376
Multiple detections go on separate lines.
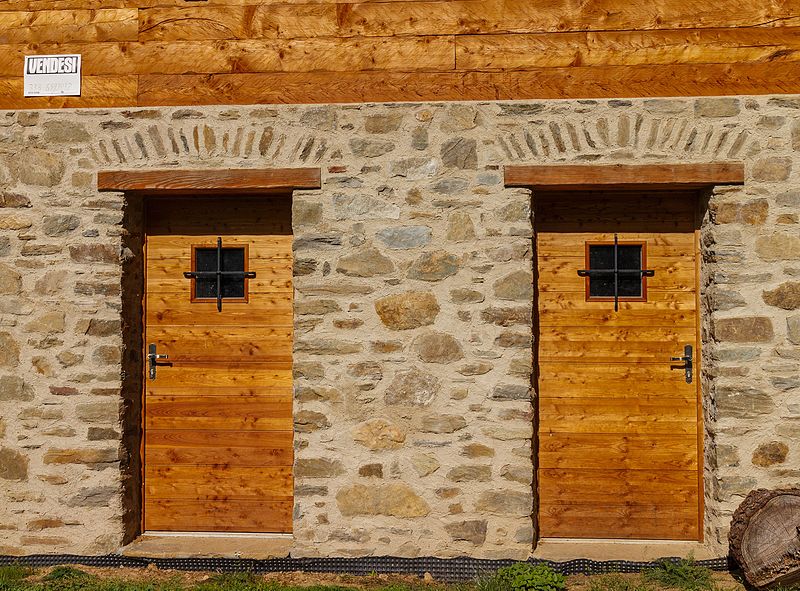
143,196 -> 293,533
535,190 -> 702,540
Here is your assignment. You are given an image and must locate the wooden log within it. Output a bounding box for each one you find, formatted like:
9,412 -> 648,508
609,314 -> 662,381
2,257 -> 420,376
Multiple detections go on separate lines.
729,488 -> 800,589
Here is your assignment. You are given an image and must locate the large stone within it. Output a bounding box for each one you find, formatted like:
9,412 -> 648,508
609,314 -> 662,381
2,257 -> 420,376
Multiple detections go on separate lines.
293,201 -> 322,226
0,213 -> 32,229
421,415 -> 467,433
336,483 -> 429,517
0,376 -> 31,401
390,157 -> 438,179
25,311 -> 65,334
752,157 -> 792,182
694,98 -> 740,117
76,402 -> 118,423
0,333 -> 19,368
333,194 -> 400,220
375,291 -> 439,330
714,317 -> 773,343
336,247 -> 394,277
69,244 -> 118,264
492,384 -> 531,401
716,385 -> 775,418
385,368 -> 440,406
446,211 -> 476,242
493,270 -> 533,301
408,250 -> 459,281
458,361 -> 493,376
0,448 -> 28,481
295,458 -> 344,478
475,490 -> 532,516
352,419 -> 406,450
42,121 -> 90,143
714,199 -> 768,225
365,113 -> 403,134
751,441 -> 789,467
450,288 -> 484,304
444,520 -> 487,545
787,315 -> 800,345
0,192 -> 30,208
410,453 -> 440,477
295,410 -> 330,432
295,339 -> 362,355
350,138 -> 395,157
462,443 -> 495,458
501,464 -> 532,484
0,264 -> 22,295
376,226 -> 432,249
66,486 -> 118,508
441,104 -> 478,131
447,465 -> 491,482
8,148 -> 65,187
42,448 -> 117,466
413,331 -> 464,363
763,282 -> 800,310
480,306 -> 531,326
86,319 -> 121,337
296,300 -> 340,315
441,138 -> 478,169
755,232 -> 800,261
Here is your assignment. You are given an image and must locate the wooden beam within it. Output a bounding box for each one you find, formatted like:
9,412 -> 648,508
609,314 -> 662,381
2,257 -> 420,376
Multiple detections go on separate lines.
97,168 -> 322,193
504,163 -> 745,189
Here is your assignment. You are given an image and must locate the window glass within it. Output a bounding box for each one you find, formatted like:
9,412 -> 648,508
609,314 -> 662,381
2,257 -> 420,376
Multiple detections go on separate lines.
194,247 -> 246,299
587,244 -> 643,298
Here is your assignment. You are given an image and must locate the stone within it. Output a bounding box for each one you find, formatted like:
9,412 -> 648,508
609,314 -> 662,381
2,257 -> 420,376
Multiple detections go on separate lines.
42,214 -> 80,238
358,463 -> 383,478
347,362 -> 382,380
444,520 -> 487,545
431,178 -> 469,194
751,441 -> 789,467
710,288 -> 746,311
480,306 -> 531,326
8,148 -> 65,187
76,402 -> 118,423
752,157 -> 791,182
421,415 -> 467,433
0,376 -> 30,401
35,270 -> 68,295
493,270 -> 533,301
441,105 -> 478,131
755,232 -> 800,261
450,288 -> 484,304
336,483 -> 429,517
43,448 -> 117,466
408,250 -> 459,281
501,464 -> 532,484
411,126 -> 428,150
411,453 -> 440,477
294,258 -> 317,276
86,319 -> 121,337
492,384 -> 531,401
296,300 -> 340,315
716,385 -> 775,418
0,448 -> 28,481
365,113 -> 403,134
295,386 -> 341,403
0,333 -> 19,368
413,331 -> 463,363
377,226 -> 432,249
0,192 -> 30,208
763,282 -> 800,310
25,311 -> 65,334
350,138 -> 395,157
295,410 -> 330,432
390,157 -> 438,179
294,234 -> 342,250
295,458 -> 344,478
93,345 -> 121,365
296,485 -> 327,497
462,443 -> 495,458
446,211 -> 476,242
447,465 -> 491,482
787,315 -> 800,345
69,244 -> 118,264
0,264 -> 22,295
375,291 -> 439,330
714,199 -> 768,225
295,339 -> 362,355
293,201 -> 322,226
475,490 -> 532,516
694,98 -> 740,117
66,486 -> 118,508
495,331 -> 531,348
458,361 -> 493,376
714,317 -> 774,343
352,419 -> 406,450
87,427 -> 120,441
441,138 -> 478,169
333,194 -> 400,220
336,247 -> 395,277
0,214 -> 32,229
385,368 -> 440,406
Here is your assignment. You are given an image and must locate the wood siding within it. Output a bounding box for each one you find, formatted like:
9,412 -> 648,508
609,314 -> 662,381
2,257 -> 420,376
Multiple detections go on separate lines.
1,0 -> 799,108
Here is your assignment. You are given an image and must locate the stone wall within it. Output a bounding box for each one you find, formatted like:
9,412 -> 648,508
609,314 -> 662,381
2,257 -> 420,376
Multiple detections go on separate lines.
0,97 -> 798,558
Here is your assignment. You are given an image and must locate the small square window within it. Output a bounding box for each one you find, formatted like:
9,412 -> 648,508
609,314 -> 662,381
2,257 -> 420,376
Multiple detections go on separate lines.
584,242 -> 647,301
191,245 -> 248,301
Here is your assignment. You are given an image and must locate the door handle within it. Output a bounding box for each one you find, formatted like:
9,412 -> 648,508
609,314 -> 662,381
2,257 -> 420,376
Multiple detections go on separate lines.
147,343 -> 169,381
670,344 -> 693,384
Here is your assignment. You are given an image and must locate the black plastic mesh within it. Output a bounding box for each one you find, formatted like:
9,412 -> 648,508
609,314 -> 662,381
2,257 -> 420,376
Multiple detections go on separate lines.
0,554 -> 731,582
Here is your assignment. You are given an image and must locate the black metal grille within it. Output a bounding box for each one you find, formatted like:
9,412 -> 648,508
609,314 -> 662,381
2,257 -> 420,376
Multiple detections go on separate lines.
0,554 -> 732,582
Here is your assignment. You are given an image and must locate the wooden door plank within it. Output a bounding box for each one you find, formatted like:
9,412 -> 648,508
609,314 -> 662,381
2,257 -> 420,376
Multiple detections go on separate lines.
146,430 -> 293,466
144,499 -> 292,533
145,395 -> 292,432
539,433 -> 698,470
145,465 -> 292,500
539,397 -> 697,434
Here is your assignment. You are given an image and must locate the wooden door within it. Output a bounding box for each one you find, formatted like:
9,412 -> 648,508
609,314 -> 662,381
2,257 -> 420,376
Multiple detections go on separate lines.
535,190 -> 702,541
143,196 -> 293,533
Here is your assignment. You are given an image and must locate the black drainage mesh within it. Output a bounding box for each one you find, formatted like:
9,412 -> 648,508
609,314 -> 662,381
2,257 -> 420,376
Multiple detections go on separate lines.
0,554 -> 732,582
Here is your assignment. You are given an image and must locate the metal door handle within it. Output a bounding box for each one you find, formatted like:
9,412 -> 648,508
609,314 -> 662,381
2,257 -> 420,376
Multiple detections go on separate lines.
670,344 -> 693,384
147,343 -> 169,380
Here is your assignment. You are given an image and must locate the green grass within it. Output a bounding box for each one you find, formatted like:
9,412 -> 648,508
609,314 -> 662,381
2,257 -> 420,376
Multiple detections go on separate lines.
642,559 -> 714,591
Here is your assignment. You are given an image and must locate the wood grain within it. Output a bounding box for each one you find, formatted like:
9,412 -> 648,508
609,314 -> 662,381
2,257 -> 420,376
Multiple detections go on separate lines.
98,168 -> 320,192
0,9 -> 136,43
144,499 -> 292,533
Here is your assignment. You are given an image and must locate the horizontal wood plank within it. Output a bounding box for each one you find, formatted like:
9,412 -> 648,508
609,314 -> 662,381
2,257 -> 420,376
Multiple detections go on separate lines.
539,397 -> 697,434
144,499 -> 292,533
145,465 -> 293,499
0,9 -> 137,43
540,469 -> 698,506
99,168 -> 321,192
0,76 -> 137,108
146,430 -> 293,466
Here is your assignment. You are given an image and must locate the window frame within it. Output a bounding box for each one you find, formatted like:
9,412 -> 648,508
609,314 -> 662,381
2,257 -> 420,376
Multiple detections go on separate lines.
583,240 -> 649,303
189,242 -> 251,305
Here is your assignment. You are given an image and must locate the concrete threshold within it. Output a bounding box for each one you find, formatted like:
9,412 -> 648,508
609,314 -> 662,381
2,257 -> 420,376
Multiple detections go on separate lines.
120,533 -> 292,559
532,539 -> 721,562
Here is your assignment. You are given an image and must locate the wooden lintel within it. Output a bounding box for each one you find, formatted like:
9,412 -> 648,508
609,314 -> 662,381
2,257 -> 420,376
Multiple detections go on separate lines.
97,168 -> 322,193
504,163 -> 745,190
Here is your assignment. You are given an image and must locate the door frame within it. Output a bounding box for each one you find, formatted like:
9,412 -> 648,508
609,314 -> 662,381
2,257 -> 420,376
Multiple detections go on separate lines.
504,162 -> 744,547
98,167 -> 321,540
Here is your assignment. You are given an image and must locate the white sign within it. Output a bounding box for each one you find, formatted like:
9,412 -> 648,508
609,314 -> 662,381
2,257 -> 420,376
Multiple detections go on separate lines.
24,54 -> 81,97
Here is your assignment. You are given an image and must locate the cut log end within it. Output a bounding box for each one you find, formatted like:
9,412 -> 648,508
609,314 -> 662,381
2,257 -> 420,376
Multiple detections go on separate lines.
729,488 -> 800,589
